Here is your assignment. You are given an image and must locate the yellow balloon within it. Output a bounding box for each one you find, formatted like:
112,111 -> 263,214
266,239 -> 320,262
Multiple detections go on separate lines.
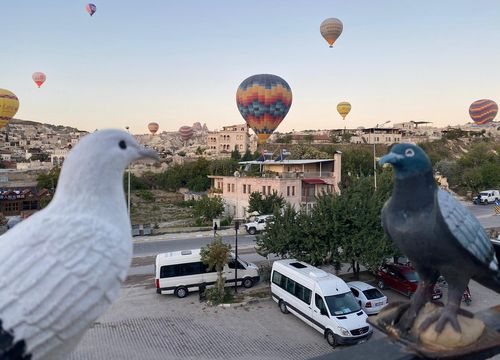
337,102 -> 351,120
0,89 -> 19,129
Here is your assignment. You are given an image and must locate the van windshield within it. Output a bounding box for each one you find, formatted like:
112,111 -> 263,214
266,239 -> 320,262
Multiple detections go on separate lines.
324,292 -> 361,316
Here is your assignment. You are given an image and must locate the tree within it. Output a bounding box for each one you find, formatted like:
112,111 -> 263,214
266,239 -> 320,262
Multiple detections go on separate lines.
200,235 -> 231,304
247,190 -> 285,215
193,196 -> 224,223
37,166 -> 61,190
230,148 -> 241,161
241,149 -> 254,161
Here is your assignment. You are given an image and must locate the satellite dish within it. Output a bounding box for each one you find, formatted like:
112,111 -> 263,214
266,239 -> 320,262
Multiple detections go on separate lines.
234,171 -> 241,178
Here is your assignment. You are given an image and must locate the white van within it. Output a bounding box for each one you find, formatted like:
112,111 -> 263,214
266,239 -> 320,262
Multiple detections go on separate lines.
271,259 -> 372,347
155,249 -> 260,298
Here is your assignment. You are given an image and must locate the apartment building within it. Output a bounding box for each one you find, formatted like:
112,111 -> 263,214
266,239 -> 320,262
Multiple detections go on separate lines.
208,152 -> 342,219
207,123 -> 250,156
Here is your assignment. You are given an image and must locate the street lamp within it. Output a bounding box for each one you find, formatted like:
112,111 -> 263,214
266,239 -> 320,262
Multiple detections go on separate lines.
373,121 -> 390,191
234,220 -> 239,294
126,126 -> 131,216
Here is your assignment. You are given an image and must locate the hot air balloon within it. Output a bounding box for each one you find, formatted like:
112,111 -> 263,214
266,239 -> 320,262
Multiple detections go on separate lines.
148,122 -> 159,135
337,102 -> 351,120
469,99 -> 498,125
86,3 -> 97,16
179,126 -> 194,142
32,72 -> 46,88
0,89 -> 19,130
320,18 -> 343,48
236,74 -> 292,145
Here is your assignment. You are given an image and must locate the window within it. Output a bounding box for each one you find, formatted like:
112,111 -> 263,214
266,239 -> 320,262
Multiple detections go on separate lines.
315,294 -> 326,312
5,203 -> 19,212
324,292 -> 361,315
231,184 -> 235,192
286,278 -> 295,294
248,185 -> 251,193
243,184 -> 246,194
272,271 -> 287,289
350,288 -> 360,297
227,183 -> 230,192
292,186 -> 295,196
262,186 -> 266,195
294,283 -> 312,304
287,186 -> 290,196
267,186 -> 271,194
160,262 -> 215,278
228,259 -> 246,270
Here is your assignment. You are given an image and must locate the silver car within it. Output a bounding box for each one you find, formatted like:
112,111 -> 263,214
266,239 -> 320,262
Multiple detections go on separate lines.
347,281 -> 388,315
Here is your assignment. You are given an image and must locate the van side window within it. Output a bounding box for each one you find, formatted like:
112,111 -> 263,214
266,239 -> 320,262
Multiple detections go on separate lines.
286,278 -> 295,294
294,283 -> 312,304
272,270 -> 312,304
160,262 -> 216,278
315,294 -> 326,312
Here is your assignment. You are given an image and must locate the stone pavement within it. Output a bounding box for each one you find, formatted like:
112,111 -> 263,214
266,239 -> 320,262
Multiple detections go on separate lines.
69,282 -> 335,360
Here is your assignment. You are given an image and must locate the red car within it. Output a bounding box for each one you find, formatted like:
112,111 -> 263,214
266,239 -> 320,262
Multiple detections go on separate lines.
375,263 -> 442,300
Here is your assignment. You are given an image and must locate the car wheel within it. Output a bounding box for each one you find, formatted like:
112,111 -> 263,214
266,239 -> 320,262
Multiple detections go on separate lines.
175,286 -> 188,298
325,329 -> 337,348
377,280 -> 385,289
248,227 -> 256,235
242,277 -> 253,288
279,300 -> 289,314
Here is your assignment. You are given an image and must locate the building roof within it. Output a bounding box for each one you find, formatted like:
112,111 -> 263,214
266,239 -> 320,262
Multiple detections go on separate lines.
238,159 -> 334,165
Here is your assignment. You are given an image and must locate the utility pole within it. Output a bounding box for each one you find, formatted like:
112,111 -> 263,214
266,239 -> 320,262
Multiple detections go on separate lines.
373,121 -> 391,191
234,220 -> 239,293
126,126 -> 131,216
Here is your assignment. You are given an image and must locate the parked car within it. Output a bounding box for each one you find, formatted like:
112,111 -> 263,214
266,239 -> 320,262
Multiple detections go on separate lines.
473,190 -> 500,205
347,281 -> 388,315
374,263 -> 442,299
244,214 -> 274,235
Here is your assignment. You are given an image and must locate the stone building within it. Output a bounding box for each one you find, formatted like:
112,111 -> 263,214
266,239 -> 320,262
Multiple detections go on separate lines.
207,124 -> 251,157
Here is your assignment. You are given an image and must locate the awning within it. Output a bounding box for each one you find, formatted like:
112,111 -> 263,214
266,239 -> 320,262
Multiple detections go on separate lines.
302,179 -> 328,185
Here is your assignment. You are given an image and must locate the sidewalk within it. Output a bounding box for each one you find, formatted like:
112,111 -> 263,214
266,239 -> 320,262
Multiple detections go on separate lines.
133,228 -> 239,243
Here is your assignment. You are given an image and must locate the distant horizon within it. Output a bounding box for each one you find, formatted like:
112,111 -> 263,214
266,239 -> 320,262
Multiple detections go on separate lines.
3,1 -> 500,134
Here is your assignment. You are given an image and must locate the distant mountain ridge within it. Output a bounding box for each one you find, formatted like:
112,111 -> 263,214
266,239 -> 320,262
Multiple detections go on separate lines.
9,118 -> 85,133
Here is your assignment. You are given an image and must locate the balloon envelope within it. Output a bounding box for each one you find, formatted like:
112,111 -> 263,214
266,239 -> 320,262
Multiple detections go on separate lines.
236,74 -> 292,144
86,3 -> 97,16
148,122 -> 159,135
320,18 -> 343,48
32,72 -> 46,88
0,89 -> 19,130
337,102 -> 351,120
179,126 -> 194,141
469,99 -> 498,125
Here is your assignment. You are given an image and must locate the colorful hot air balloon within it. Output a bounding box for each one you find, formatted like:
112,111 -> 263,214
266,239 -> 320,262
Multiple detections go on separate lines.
320,18 -> 343,48
179,126 -> 194,142
469,99 -> 498,125
86,3 -> 97,16
236,74 -> 292,145
0,89 -> 19,130
337,102 -> 351,120
32,72 -> 46,88
148,122 -> 159,135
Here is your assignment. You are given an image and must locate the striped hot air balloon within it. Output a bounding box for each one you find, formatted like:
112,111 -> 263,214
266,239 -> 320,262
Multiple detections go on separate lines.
32,72 -> 46,88
469,99 -> 498,125
86,3 -> 97,16
148,122 -> 159,135
179,126 -> 194,142
236,74 -> 292,145
0,89 -> 19,130
337,102 -> 351,120
320,18 -> 343,48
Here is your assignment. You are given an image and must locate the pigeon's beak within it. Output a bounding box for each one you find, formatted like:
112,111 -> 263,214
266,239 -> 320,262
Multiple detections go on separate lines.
138,147 -> 160,161
379,152 -> 404,166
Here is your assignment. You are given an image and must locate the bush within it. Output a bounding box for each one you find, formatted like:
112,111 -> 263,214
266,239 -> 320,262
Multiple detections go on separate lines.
204,287 -> 234,305
137,189 -> 154,202
220,216 -> 233,226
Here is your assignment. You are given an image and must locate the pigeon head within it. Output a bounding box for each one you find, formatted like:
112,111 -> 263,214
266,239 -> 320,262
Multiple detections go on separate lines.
379,143 -> 432,179
52,129 -> 159,205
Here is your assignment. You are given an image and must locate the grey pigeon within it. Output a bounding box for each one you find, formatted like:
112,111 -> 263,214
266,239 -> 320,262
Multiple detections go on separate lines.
0,130 -> 158,359
379,143 -> 500,333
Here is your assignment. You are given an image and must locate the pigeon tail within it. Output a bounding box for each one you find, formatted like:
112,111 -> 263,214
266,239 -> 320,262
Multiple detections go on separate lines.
0,320 -> 31,359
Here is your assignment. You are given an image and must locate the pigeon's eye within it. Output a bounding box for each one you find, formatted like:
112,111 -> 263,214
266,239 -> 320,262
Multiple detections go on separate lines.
405,149 -> 415,157
119,140 -> 127,150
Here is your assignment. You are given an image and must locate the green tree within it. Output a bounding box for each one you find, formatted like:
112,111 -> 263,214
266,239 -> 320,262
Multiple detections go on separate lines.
193,196 -> 224,223
200,235 -> 231,304
341,146 -> 374,179
241,149 -> 254,161
37,166 -> 61,190
231,148 -> 241,161
247,190 -> 285,215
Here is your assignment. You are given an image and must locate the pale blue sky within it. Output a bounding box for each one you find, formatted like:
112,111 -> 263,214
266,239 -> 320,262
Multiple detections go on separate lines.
2,1 -> 500,134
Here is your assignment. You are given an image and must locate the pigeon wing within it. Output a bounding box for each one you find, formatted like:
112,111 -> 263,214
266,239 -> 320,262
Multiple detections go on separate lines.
0,212 -> 131,357
437,189 -> 498,271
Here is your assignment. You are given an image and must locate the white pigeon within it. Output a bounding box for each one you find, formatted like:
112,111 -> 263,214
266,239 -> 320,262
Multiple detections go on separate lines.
0,129 -> 158,359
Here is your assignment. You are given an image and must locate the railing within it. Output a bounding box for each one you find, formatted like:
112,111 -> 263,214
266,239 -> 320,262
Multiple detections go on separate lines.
280,172 -> 334,179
